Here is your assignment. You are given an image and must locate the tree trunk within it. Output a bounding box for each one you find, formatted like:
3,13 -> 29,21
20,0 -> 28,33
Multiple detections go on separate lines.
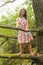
32,0 -> 43,65
32,0 -> 43,29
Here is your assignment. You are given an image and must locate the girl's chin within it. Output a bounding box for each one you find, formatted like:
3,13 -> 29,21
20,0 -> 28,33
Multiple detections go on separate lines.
20,15 -> 24,17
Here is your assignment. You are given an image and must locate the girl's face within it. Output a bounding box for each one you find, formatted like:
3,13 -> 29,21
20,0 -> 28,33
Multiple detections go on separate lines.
20,9 -> 25,17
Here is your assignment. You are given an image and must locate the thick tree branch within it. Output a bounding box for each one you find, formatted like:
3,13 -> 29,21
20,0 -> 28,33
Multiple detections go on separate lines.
0,0 -> 15,7
0,25 -> 42,32
0,34 -> 36,47
0,54 -> 43,65
0,35 -> 17,39
0,35 -> 36,39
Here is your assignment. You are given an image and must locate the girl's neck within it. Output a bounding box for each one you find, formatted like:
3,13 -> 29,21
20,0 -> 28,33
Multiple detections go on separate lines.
20,16 -> 24,18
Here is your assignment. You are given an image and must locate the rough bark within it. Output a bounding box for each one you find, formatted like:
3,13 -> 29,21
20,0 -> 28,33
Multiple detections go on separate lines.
32,0 -> 43,65
32,0 -> 43,29
32,0 -> 43,53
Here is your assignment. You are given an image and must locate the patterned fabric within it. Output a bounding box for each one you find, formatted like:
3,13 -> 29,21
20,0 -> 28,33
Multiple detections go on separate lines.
16,17 -> 33,43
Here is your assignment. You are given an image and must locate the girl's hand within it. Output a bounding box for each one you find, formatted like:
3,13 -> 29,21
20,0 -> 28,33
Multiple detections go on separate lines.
25,19 -> 28,31
25,28 -> 28,31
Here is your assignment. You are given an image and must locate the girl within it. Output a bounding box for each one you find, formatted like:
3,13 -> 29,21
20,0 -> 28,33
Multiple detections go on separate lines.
16,8 -> 34,55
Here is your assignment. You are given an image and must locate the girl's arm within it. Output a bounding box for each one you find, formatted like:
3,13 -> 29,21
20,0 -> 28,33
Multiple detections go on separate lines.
16,18 -> 19,28
26,19 -> 28,30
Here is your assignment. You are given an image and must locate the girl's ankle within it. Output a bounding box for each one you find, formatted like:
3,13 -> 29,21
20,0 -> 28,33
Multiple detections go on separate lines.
20,51 -> 22,54
30,52 -> 33,54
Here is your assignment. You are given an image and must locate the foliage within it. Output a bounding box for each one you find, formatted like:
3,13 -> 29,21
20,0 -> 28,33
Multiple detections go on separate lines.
0,0 -> 36,65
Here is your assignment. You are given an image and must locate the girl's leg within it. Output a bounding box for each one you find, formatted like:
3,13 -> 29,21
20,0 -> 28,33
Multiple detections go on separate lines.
18,43 -> 23,55
28,42 -> 34,55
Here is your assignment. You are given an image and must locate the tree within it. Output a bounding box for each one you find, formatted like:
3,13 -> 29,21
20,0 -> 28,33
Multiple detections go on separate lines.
32,0 -> 43,65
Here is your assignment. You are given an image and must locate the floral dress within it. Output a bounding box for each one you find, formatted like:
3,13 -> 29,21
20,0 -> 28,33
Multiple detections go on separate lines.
16,17 -> 33,44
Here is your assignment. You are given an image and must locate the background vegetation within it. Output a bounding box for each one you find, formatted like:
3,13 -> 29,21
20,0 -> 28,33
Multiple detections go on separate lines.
0,0 -> 36,65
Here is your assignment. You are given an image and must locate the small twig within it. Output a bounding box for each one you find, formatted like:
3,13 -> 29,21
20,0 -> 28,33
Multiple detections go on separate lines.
0,0 -> 15,7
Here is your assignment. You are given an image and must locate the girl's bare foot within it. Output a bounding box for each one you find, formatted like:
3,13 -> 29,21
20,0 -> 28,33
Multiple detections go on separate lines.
30,52 -> 34,56
18,52 -> 22,55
